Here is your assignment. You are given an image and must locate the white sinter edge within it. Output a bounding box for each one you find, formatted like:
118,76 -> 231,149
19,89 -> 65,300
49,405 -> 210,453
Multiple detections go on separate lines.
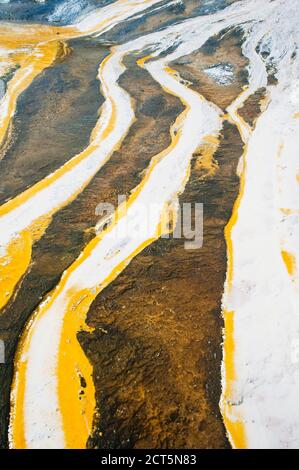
221,0 -> 299,449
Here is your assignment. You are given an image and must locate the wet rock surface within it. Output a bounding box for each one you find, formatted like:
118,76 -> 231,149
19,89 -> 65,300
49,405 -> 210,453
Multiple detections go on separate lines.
0,0 -> 106,24
85,118 -> 244,449
0,39 -> 107,204
0,0 -> 265,450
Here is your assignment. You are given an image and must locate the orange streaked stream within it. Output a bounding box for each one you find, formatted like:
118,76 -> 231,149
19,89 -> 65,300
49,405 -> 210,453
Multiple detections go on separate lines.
9,52 -> 222,447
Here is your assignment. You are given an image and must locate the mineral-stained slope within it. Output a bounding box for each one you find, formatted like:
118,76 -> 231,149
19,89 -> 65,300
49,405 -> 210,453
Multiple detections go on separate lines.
0,0 -> 298,449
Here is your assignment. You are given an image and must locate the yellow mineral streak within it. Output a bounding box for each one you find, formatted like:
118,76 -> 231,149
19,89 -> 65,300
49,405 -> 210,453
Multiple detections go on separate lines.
0,231 -> 32,311
0,212 -> 54,311
0,41 -> 61,150
281,250 -> 296,276
277,144 -> 297,278
221,161 -> 247,448
221,310 -> 247,449
194,136 -> 220,179
220,89 -> 251,449
58,288 -> 96,449
9,359 -> 27,449
224,144 -> 247,292
9,303 -> 39,448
